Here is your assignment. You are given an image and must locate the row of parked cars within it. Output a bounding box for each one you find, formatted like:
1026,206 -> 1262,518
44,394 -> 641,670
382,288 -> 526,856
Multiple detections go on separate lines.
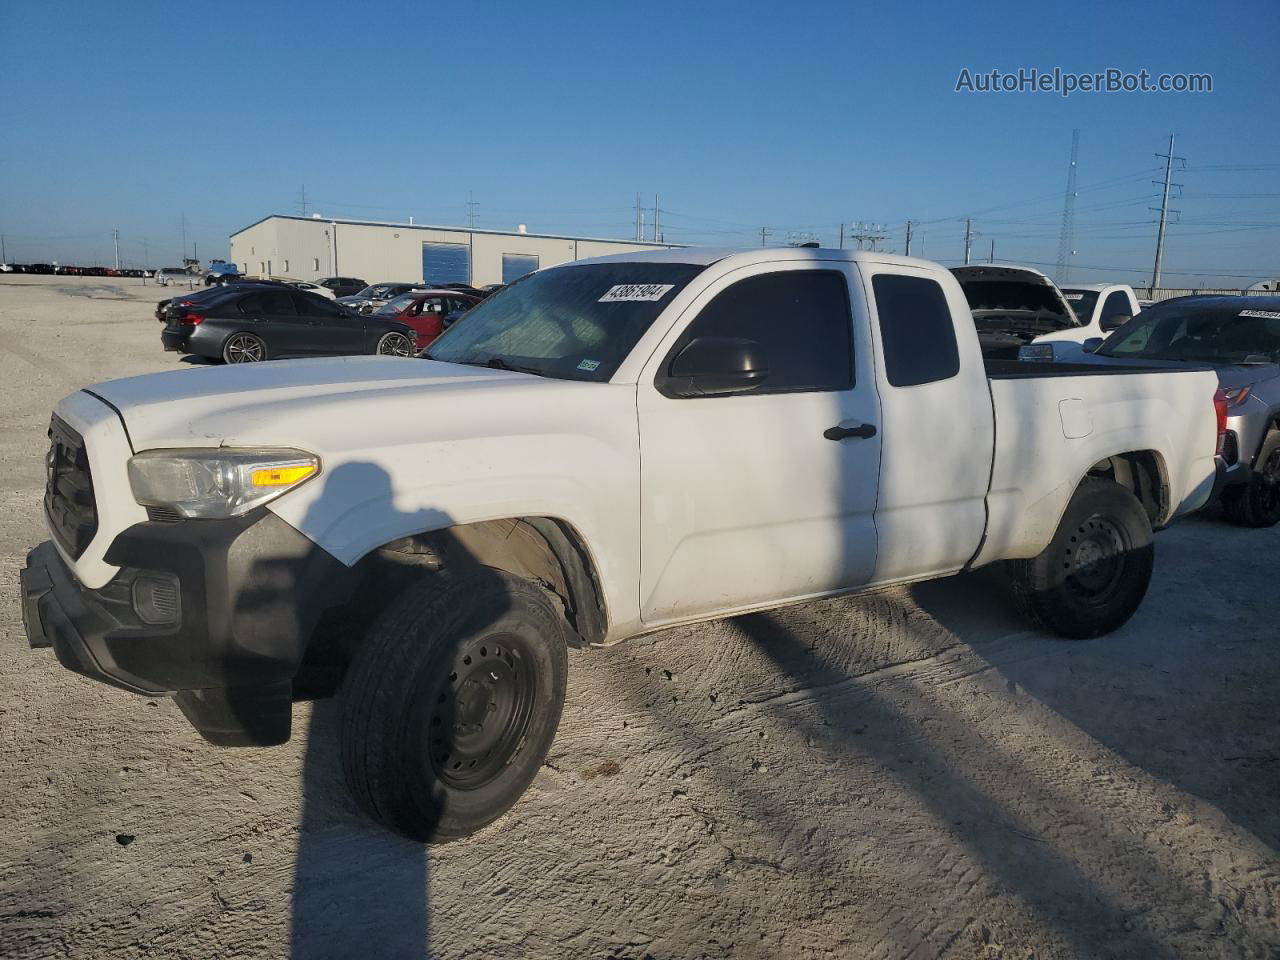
156,276 -> 499,362
1,263 -> 153,277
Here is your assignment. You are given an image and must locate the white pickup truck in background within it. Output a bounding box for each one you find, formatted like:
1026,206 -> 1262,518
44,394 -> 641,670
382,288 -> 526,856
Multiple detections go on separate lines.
22,248 -> 1222,842
951,266 -> 1141,360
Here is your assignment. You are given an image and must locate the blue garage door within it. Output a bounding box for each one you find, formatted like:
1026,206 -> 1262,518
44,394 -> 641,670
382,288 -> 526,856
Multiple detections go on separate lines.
501,253 -> 540,284
423,242 -> 471,285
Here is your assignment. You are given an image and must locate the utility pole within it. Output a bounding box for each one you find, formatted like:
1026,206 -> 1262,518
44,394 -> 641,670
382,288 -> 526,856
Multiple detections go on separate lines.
635,194 -> 642,242
989,239 -> 995,264
1056,129 -> 1080,284
112,229 -> 120,271
653,194 -> 661,243
839,223 -> 845,250
904,220 -> 913,257
760,227 -> 771,247
963,218 -> 973,265
466,191 -> 479,229
180,213 -> 187,264
299,185 -> 308,217
2,233 -> 8,264
1151,134 -> 1183,290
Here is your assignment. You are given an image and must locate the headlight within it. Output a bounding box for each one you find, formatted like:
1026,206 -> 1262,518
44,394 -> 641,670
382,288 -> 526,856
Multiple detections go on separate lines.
128,448 -> 319,519
1018,343 -> 1055,361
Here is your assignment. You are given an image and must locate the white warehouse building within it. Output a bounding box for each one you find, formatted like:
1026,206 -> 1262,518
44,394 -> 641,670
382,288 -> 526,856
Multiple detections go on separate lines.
228,215 -> 681,288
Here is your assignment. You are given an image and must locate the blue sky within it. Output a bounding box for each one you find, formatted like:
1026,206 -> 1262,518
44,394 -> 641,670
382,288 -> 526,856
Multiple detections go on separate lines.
2,0 -> 1277,285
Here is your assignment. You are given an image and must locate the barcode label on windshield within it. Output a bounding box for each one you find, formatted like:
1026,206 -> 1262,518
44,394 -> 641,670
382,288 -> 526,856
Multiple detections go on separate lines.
1240,309 -> 1280,320
598,284 -> 675,303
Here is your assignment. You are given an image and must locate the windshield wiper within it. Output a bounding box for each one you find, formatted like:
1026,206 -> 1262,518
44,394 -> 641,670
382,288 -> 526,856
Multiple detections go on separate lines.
488,357 -> 546,376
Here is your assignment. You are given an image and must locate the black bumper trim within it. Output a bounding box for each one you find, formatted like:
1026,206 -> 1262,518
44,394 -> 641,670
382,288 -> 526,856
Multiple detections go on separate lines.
21,510 -> 355,745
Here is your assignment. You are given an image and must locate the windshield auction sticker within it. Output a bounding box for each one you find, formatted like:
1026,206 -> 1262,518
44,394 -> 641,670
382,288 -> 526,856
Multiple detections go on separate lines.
1239,309 -> 1280,320
598,284 -> 675,303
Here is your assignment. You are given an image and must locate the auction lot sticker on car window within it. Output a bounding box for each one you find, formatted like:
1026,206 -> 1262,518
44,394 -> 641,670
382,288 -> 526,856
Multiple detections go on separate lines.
1240,309 -> 1280,320
598,284 -> 675,303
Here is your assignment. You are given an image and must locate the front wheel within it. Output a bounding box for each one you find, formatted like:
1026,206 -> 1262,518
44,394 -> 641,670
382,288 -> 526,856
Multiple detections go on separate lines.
375,331 -> 414,356
1007,477 -> 1154,639
222,332 -> 267,363
340,568 -> 569,842
1222,431 -> 1280,528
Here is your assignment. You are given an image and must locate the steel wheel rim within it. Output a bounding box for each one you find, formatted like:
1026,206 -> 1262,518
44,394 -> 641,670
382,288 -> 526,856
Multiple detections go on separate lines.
378,333 -> 413,357
428,637 -> 536,790
1063,513 -> 1127,604
225,335 -> 264,363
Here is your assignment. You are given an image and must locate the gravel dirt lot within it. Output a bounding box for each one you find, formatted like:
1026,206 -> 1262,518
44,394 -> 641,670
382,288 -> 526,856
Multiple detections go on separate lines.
1,275 -> 1278,960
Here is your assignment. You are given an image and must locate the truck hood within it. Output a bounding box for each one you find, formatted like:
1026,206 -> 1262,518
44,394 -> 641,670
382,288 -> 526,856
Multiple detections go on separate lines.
951,265 -> 1079,349
86,356 -> 568,450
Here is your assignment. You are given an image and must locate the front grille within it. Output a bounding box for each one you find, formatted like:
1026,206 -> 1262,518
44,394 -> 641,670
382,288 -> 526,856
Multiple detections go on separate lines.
44,415 -> 98,559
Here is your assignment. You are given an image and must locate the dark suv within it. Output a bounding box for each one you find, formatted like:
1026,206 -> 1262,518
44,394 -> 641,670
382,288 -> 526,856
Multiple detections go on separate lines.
315,276 -> 367,298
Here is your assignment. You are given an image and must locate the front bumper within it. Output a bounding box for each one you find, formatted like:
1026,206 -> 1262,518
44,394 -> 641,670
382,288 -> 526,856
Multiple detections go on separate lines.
21,509 -> 352,745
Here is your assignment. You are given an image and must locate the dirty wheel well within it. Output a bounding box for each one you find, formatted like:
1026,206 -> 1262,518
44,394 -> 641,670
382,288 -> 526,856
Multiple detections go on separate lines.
1086,451 -> 1168,526
296,518 -> 606,699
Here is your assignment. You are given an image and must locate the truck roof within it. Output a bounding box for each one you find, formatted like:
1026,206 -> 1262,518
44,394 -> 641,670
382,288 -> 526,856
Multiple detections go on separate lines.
568,246 -> 942,270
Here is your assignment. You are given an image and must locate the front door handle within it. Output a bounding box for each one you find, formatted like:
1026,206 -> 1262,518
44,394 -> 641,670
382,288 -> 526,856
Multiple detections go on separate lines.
824,422 -> 877,441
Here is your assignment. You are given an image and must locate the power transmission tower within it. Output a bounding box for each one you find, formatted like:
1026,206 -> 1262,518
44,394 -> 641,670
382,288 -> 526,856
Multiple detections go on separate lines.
963,218 -> 974,265
904,220 -> 914,256
1151,134 -> 1184,289
298,185 -> 309,217
1055,129 -> 1079,283
847,222 -> 888,250
466,191 -> 479,228
112,229 -> 120,271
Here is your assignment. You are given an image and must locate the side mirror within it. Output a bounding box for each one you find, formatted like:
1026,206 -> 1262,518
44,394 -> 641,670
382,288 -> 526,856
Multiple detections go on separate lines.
660,336 -> 768,398
1082,337 -> 1104,353
1101,313 -> 1130,332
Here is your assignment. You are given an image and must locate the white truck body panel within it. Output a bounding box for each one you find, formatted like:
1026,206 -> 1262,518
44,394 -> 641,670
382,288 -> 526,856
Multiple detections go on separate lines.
64,248 -> 1220,643
1041,283 -> 1142,344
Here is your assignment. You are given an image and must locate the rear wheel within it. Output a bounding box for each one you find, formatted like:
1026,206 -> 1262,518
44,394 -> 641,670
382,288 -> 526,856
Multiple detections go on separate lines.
375,331 -> 414,356
1222,431 -> 1280,528
1007,477 -> 1154,639
340,568 -> 569,843
222,332 -> 267,363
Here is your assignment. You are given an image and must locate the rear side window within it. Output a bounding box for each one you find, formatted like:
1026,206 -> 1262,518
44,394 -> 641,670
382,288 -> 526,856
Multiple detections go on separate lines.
872,274 -> 960,387
674,271 -> 853,394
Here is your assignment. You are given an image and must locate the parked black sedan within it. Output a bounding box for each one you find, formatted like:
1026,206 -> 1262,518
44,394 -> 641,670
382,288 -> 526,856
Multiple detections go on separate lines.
159,286 -> 417,363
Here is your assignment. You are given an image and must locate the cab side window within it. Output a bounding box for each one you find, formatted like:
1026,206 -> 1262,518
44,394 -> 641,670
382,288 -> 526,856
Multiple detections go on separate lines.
668,271 -> 854,394
872,274 -> 959,387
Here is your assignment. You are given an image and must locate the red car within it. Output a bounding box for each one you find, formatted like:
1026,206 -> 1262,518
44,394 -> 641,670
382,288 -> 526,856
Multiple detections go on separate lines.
369,289 -> 480,350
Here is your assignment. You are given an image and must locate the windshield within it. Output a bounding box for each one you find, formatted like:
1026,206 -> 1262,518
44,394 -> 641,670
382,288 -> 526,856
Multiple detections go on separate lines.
353,284 -> 396,299
1060,289 -> 1100,325
425,262 -> 706,382
375,293 -> 419,316
1100,304 -> 1280,364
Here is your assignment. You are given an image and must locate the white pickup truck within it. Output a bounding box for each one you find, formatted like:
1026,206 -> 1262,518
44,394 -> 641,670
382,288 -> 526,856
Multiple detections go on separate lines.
22,248 -> 1223,842
951,266 -> 1140,360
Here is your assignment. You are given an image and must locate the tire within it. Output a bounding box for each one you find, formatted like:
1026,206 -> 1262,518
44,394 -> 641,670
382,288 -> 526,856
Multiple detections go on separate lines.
222,332 -> 267,363
340,568 -> 569,843
1007,477 -> 1154,639
1222,431 -> 1280,528
375,331 -> 415,356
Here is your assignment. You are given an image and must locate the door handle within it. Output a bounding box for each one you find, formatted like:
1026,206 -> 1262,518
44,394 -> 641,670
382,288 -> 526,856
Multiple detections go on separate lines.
824,422 -> 877,441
